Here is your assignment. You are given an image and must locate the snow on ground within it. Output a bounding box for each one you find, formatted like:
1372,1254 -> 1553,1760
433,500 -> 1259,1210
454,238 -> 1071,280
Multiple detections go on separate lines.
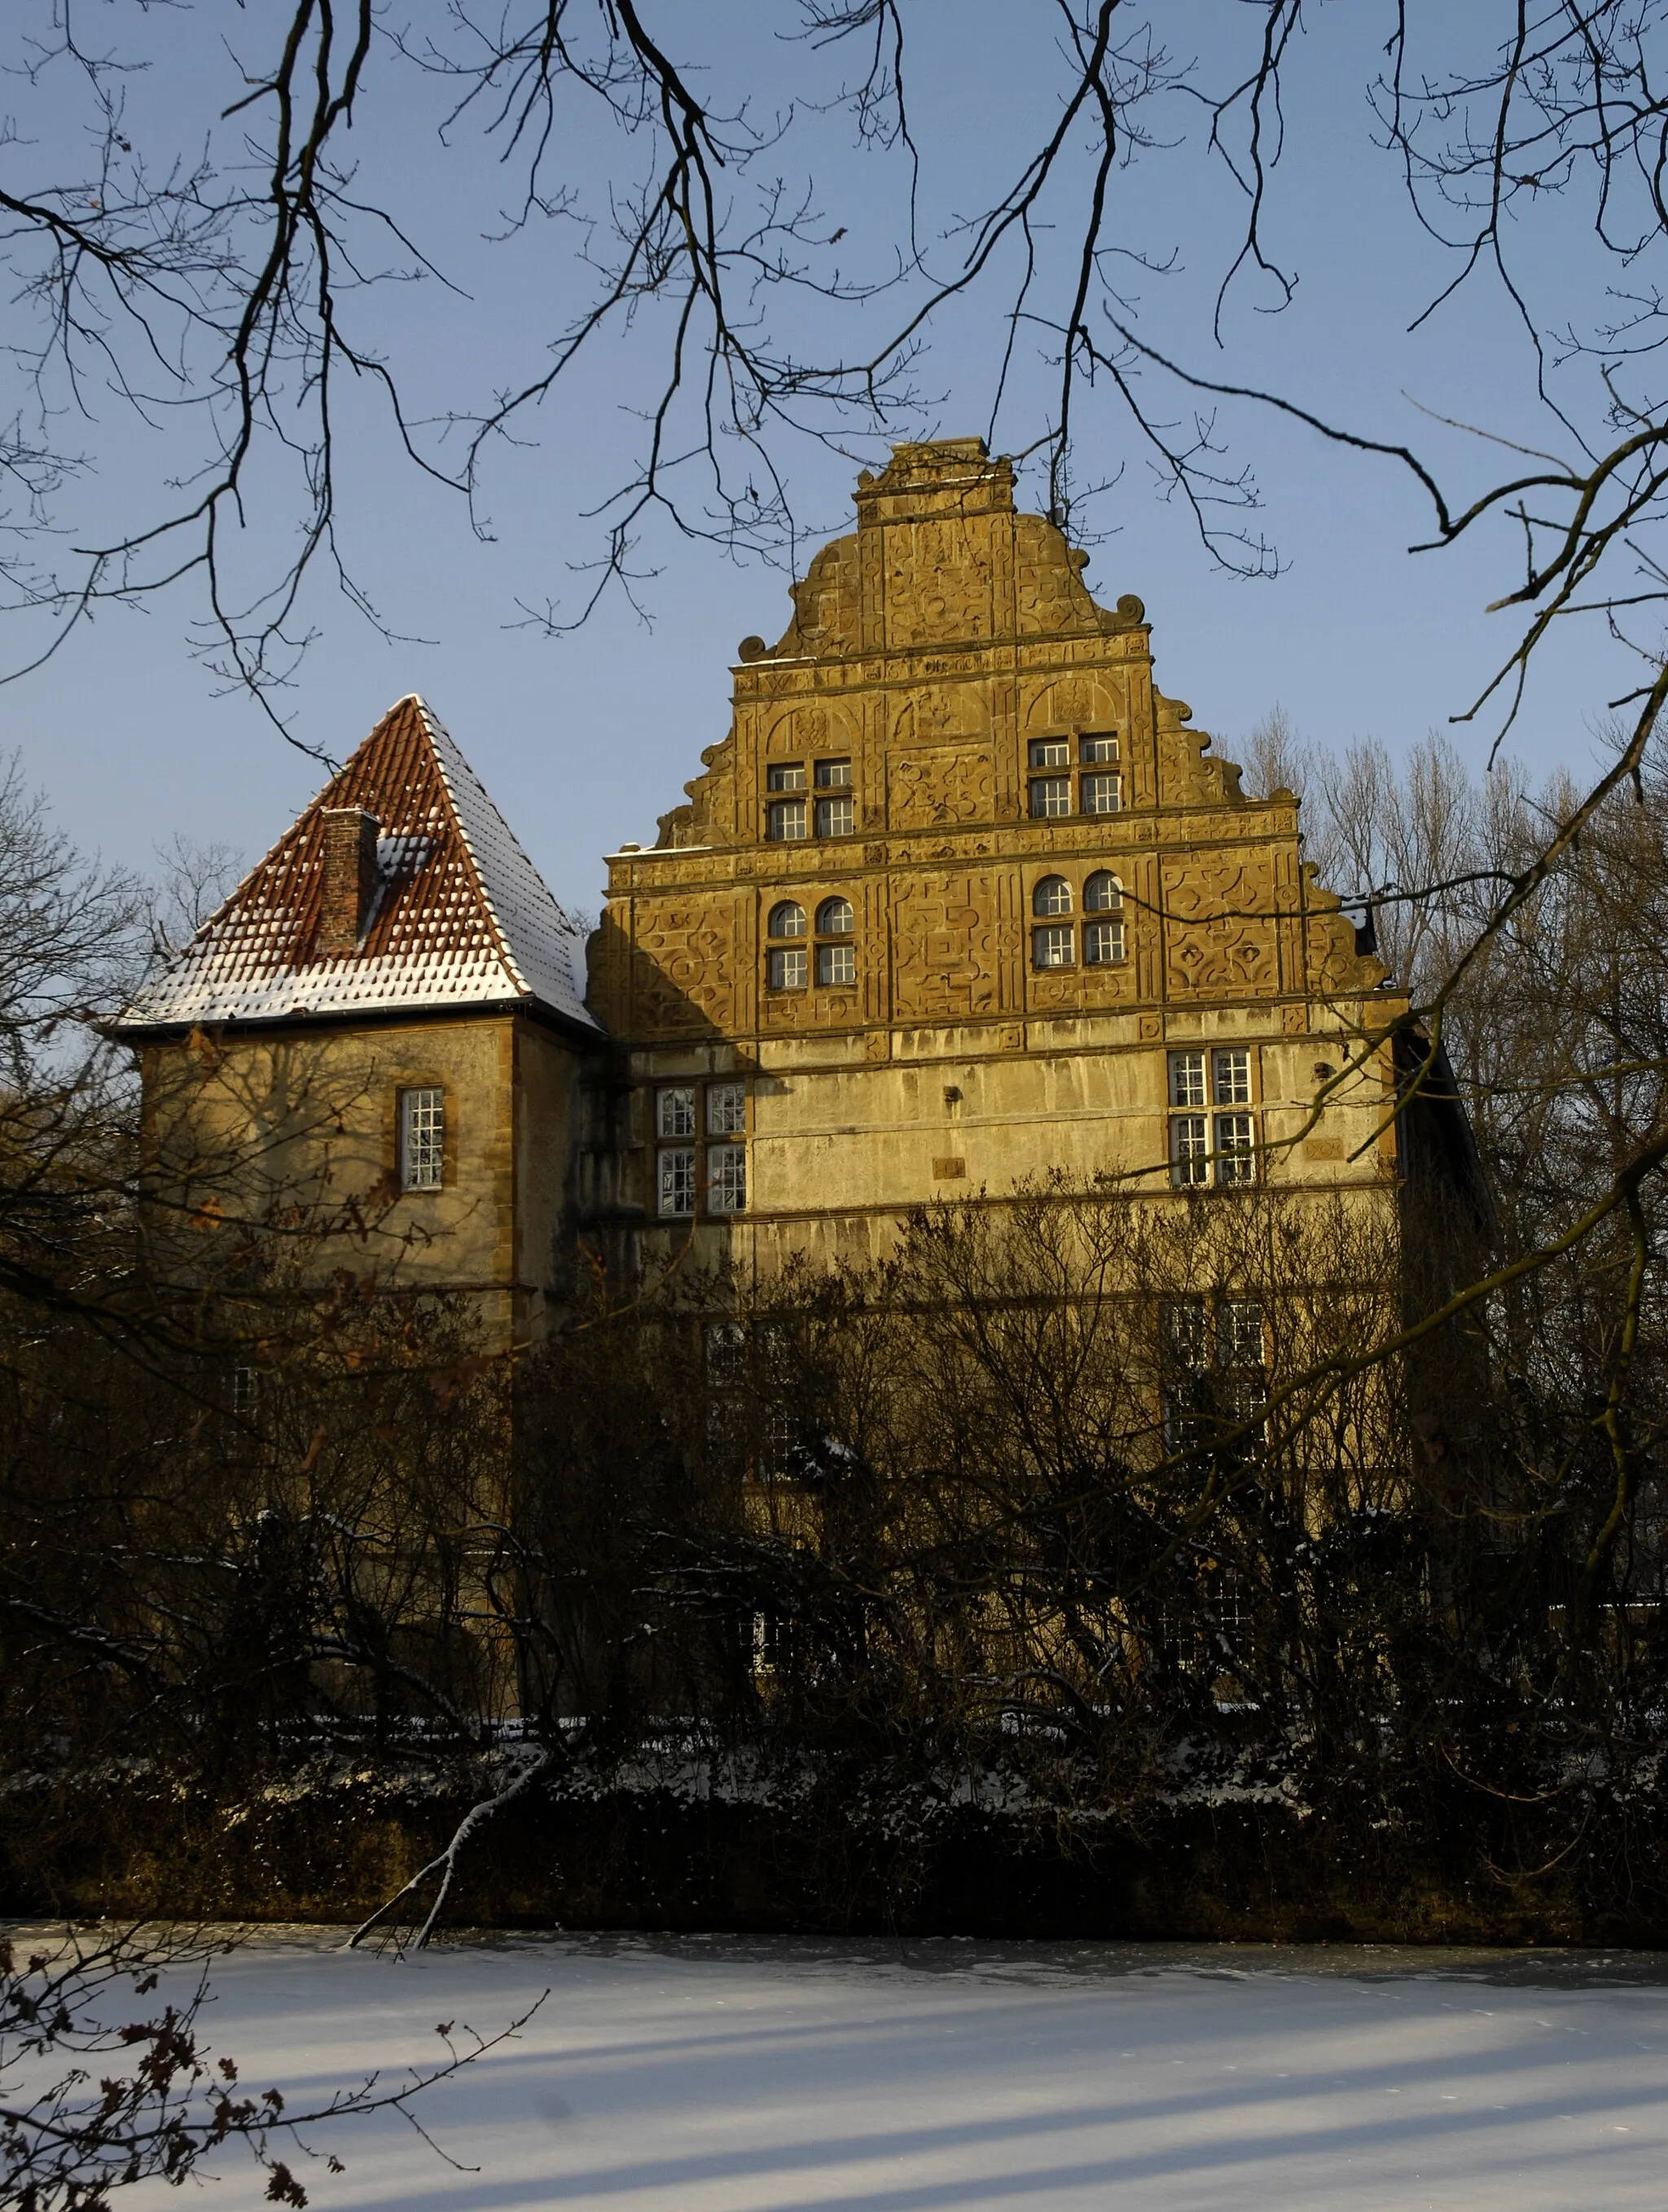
82,1930 -> 1668,2209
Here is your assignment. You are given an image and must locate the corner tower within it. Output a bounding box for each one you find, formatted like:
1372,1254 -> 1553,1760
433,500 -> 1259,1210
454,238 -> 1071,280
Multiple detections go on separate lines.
586,439 -> 1395,1275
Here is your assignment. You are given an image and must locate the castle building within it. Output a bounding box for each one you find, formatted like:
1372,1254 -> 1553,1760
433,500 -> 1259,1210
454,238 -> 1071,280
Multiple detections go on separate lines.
119,441 -> 1457,1342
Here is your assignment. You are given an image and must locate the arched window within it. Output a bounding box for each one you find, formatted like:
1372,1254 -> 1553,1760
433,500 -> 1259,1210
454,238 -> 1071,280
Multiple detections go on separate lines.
1083,872 -> 1126,966
1033,875 -> 1072,917
814,893 -> 857,985
766,900 -> 807,990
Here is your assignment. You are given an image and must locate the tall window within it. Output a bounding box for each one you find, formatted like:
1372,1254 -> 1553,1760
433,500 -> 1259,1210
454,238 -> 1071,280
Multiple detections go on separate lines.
658,1145 -> 697,1217
656,1080 -> 748,1217
814,895 -> 856,984
766,761 -> 808,841
1169,1048 -> 1258,1187
814,759 -> 855,837
1080,732 -> 1121,814
708,1143 -> 747,1214
1162,1297 -> 1266,1454
1031,875 -> 1073,968
766,901 -> 807,989
398,1086 -> 445,1191
1082,871 -> 1126,964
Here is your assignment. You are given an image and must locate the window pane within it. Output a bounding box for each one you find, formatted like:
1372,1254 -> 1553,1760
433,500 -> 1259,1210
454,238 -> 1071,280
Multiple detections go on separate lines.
1215,1113 -> 1255,1184
766,798 -> 808,841
1083,871 -> 1122,912
658,1146 -> 696,1216
707,1082 -> 746,1135
1213,1047 -> 1252,1105
814,758 -> 852,788
815,896 -> 854,934
817,942 -> 857,985
1032,924 -> 1074,969
766,762 -> 806,792
399,1086 -> 445,1190
1080,732 -> 1119,762
1032,874 -> 1072,916
1170,1114 -> 1209,1186
1168,1051 -> 1206,1108
1083,918 -> 1126,965
706,1320 -> 746,1385
1029,777 -> 1072,819
766,946 -> 807,989
1081,772 -> 1122,815
1161,1297 -> 1210,1370
656,1085 -> 696,1139
814,794 -> 855,837
1218,1300 -> 1264,1369
708,1143 -> 747,1214
767,901 -> 805,938
1028,737 -> 1071,768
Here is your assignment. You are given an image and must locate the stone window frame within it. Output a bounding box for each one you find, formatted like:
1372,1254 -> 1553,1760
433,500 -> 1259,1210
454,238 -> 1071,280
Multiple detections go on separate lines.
766,757 -> 857,841
764,889 -> 858,994
1025,867 -> 1130,972
654,1078 -> 749,1218
392,1077 -> 451,1193
1166,1045 -> 1262,1190
1026,726 -> 1122,819
1160,1293 -> 1267,1452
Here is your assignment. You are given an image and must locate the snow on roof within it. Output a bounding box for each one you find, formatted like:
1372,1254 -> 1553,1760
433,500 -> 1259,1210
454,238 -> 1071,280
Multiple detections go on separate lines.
118,695 -> 599,1034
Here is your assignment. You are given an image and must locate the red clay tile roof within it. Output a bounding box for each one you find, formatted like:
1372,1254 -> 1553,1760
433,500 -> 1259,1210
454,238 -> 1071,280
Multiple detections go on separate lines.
119,696 -> 597,1032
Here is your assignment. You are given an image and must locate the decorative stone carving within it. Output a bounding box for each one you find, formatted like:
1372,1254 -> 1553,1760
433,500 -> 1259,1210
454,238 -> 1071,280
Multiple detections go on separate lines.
1162,851 -> 1280,999
628,897 -> 735,1033
891,870 -> 999,1019
890,745 -> 994,829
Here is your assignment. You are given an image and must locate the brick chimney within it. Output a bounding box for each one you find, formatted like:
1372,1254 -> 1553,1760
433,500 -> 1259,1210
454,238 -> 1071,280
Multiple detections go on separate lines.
316,806 -> 380,959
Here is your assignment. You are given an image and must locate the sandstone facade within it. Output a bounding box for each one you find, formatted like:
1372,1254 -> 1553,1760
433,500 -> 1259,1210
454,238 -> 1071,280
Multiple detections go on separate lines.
583,439 -> 1407,1286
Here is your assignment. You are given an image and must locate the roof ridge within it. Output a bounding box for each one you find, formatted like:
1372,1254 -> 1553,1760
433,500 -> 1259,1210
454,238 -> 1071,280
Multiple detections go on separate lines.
410,696 -> 531,998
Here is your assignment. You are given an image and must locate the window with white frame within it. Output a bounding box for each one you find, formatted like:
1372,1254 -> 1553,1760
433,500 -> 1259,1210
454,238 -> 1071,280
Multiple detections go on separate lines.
658,1145 -> 697,1217
1214,1113 -> 1256,1185
655,1079 -> 748,1217
706,1319 -> 747,1385
814,759 -> 855,837
1168,1048 -> 1258,1187
656,1085 -> 697,1139
765,901 -> 807,990
1213,1047 -> 1251,1105
707,1143 -> 747,1214
398,1086 -> 445,1191
1031,875 -> 1074,968
1170,1113 -> 1209,1187
1168,1050 -> 1206,1108
707,1082 -> 746,1136
1161,1295 -> 1266,1452
814,894 -> 857,984
765,761 -> 808,841
1082,871 -> 1126,964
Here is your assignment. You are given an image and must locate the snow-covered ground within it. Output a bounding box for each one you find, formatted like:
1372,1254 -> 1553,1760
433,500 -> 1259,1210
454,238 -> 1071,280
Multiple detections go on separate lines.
100,1930 -> 1668,2208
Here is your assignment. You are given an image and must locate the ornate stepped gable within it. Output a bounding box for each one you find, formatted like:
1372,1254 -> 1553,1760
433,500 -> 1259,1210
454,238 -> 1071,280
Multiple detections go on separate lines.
120,695 -> 595,1034
591,438 -> 1376,1045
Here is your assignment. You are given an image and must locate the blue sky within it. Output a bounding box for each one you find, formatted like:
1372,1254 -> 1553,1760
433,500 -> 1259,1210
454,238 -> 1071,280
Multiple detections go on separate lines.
2,5 -> 1639,914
